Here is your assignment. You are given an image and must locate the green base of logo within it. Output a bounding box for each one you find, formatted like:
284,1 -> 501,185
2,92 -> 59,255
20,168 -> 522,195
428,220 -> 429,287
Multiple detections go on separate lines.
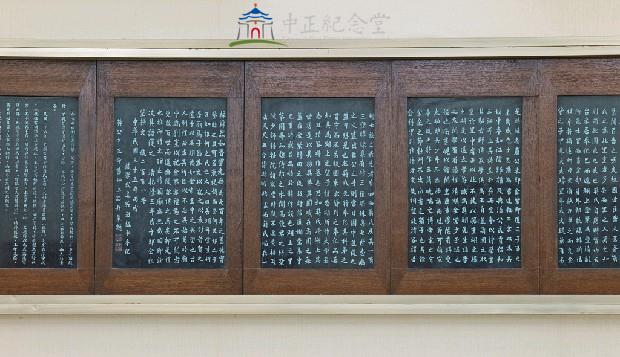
228,39 -> 287,47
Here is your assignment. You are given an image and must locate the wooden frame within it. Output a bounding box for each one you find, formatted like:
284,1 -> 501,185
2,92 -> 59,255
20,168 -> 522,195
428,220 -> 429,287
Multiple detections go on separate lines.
244,61 -> 391,294
7,58 -> 620,295
0,60 -> 96,294
391,60 -> 540,294
96,61 -> 243,294
540,59 -> 620,293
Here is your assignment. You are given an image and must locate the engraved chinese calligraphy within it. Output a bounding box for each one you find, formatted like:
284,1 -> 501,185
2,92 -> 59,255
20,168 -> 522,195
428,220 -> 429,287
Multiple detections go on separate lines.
407,97 -> 522,268
113,98 -> 227,268
260,98 -> 375,268
557,96 -> 620,268
0,97 -> 78,268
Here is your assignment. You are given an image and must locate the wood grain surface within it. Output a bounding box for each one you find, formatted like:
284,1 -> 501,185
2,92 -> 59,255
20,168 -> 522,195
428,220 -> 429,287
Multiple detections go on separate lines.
95,61 -> 243,294
243,61 -> 391,294
540,59 -> 620,294
0,60 -> 96,294
391,60 -> 540,294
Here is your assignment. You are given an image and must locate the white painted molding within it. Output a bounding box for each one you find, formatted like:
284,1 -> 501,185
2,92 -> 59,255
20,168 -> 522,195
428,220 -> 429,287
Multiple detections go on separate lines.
1,296 -> 620,315
1,37 -> 620,58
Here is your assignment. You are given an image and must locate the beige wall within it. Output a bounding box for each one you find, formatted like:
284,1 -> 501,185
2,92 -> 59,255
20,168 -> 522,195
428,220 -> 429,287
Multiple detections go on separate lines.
2,1 -> 620,356
0,0 -> 619,40
2,314 -> 620,356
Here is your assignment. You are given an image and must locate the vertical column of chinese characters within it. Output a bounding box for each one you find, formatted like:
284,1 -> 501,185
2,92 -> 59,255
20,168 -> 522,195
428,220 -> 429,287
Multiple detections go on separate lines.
2,100 -> 18,265
209,109 -> 228,266
2,102 -> 9,214
40,107 -> 49,266
408,99 -> 522,268
129,112 -> 141,262
0,101 -> 3,235
0,102 -> 2,200
260,100 -> 375,269
30,107 -> 40,265
406,106 -> 422,266
21,102 -> 31,266
12,102 -> 21,265
309,111 -> 323,266
58,104 -> 67,266
2,101 -> 13,232
3,102 -> 11,217
113,110 -> 127,260
557,99 -> 620,267
66,107 -> 77,266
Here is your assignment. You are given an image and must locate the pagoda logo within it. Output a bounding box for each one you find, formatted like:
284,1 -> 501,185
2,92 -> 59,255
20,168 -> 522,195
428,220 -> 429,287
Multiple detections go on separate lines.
229,3 -> 286,47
